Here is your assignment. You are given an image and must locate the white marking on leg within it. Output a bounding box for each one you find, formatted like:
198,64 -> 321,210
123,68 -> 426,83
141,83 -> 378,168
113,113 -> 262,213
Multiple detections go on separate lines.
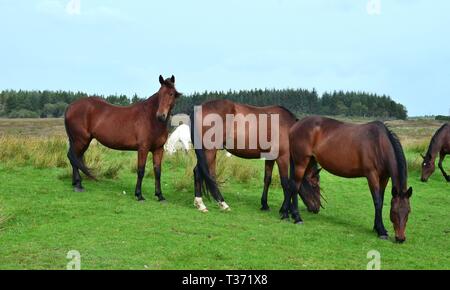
194,197 -> 208,213
218,201 -> 231,211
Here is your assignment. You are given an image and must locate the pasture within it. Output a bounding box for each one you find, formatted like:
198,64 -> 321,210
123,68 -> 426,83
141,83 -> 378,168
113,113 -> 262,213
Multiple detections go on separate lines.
0,118 -> 449,270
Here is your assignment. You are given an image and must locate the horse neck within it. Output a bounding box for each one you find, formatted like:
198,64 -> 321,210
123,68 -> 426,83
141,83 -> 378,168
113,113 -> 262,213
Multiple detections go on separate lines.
388,157 -> 404,193
384,130 -> 408,193
426,128 -> 446,161
143,93 -> 160,119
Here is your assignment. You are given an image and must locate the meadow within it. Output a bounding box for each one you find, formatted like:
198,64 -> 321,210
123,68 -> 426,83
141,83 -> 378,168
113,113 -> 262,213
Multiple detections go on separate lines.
0,118 -> 449,270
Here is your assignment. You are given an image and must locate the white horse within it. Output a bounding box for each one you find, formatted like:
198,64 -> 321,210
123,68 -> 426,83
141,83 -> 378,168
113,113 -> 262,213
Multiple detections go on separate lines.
165,124 -> 192,155
165,124 -> 233,158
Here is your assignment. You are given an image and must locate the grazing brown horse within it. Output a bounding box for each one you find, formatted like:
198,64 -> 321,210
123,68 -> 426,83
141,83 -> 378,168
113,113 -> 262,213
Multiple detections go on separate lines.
190,99 -> 319,223
421,123 -> 450,182
64,75 -> 181,201
289,116 -> 413,242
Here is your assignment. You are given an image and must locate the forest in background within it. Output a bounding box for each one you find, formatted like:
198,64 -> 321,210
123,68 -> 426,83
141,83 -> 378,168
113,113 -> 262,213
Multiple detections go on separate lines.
0,88 -> 408,119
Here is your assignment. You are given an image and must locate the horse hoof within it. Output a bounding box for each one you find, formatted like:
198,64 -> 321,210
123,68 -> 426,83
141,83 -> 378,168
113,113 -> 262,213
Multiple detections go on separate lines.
280,215 -> 290,221
218,202 -> 231,211
379,235 -> 389,240
261,206 -> 270,211
136,196 -> 146,202
74,187 -> 85,193
159,198 -> 167,203
295,221 -> 304,225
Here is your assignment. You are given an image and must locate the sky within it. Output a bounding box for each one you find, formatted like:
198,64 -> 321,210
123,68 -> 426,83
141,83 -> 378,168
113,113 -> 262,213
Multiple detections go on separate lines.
0,0 -> 449,116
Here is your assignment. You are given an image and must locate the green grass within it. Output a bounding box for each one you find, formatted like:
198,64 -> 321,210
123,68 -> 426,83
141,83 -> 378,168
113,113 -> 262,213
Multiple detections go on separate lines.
0,150 -> 449,270
0,118 -> 449,269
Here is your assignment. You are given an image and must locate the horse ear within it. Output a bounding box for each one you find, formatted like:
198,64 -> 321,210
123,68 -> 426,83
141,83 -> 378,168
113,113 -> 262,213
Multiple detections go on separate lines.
420,154 -> 426,160
171,75 -> 175,83
159,75 -> 165,85
406,187 -> 413,198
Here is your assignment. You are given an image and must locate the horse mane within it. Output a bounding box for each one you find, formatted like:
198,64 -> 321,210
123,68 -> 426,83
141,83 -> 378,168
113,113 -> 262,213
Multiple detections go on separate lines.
425,123 -> 449,158
381,123 -> 408,195
163,79 -> 182,97
277,106 -> 299,121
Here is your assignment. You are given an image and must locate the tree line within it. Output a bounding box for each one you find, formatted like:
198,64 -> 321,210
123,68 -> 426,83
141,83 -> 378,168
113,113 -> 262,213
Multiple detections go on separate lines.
0,88 -> 408,119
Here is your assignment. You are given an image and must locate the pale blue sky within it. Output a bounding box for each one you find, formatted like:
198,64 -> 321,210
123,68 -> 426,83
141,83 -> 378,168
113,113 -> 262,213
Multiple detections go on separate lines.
0,0 -> 449,116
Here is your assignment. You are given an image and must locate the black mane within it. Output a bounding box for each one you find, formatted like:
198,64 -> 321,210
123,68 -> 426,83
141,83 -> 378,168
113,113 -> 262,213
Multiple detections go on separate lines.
425,123 -> 449,158
163,79 -> 182,98
382,124 -> 408,195
277,106 -> 299,121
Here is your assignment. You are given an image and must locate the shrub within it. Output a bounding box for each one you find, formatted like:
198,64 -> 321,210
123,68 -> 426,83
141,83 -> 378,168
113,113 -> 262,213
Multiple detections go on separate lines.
436,115 -> 450,122
8,109 -> 39,118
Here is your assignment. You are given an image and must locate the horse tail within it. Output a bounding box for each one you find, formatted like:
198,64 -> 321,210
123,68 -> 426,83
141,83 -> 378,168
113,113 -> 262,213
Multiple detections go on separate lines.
64,110 -> 96,180
190,112 -> 222,202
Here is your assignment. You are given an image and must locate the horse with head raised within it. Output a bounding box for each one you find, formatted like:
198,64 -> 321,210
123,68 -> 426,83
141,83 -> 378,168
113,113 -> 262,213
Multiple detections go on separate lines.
190,99 -> 320,223
289,116 -> 413,242
64,75 -> 181,201
421,123 -> 450,182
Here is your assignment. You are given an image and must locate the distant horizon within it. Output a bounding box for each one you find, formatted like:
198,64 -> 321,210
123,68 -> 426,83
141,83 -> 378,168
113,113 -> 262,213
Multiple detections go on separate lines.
1,1 -> 449,116
1,86 -> 447,118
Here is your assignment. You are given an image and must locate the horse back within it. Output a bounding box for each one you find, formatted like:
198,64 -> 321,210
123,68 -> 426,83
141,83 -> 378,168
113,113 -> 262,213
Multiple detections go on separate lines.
65,97 -> 167,151
290,116 -> 391,177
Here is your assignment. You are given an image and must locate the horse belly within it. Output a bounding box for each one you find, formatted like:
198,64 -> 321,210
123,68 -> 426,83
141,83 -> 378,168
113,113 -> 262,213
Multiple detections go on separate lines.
92,125 -> 139,151
226,149 -> 262,159
315,143 -> 364,178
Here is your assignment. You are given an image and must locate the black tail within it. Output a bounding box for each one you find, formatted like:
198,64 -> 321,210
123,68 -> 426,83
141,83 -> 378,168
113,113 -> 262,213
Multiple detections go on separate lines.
190,112 -> 222,202
64,113 -> 96,180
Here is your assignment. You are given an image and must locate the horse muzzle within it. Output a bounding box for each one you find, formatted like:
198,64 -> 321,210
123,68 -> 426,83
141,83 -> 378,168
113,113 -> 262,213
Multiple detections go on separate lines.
395,237 -> 406,244
157,113 -> 168,123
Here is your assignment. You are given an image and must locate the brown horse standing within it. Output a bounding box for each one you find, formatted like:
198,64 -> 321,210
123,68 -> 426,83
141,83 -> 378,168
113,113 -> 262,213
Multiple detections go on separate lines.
421,123 -> 450,182
289,116 -> 413,242
64,75 -> 181,201
191,99 -> 319,223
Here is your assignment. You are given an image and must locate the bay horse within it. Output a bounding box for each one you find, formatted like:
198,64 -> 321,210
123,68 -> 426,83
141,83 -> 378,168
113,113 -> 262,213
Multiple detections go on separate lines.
289,116 -> 413,243
190,99 -> 320,223
421,123 -> 450,182
64,75 -> 181,201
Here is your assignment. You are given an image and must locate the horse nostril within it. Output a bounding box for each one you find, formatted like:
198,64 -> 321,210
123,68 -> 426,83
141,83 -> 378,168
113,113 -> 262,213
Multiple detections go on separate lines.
157,114 -> 167,122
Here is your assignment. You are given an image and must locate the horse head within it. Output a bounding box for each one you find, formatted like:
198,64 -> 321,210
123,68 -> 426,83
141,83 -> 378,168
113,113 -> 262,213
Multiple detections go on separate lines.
156,75 -> 181,122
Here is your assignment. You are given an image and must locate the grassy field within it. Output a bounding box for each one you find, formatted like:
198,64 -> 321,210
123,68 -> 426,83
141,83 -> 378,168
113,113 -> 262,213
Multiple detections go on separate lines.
0,118 -> 449,270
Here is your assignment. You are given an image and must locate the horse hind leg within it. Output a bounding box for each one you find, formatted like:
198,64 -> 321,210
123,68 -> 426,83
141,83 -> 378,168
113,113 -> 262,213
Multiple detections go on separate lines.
279,155 -> 303,224
70,139 -> 92,192
205,150 -> 229,211
193,165 -> 208,213
261,160 -> 275,211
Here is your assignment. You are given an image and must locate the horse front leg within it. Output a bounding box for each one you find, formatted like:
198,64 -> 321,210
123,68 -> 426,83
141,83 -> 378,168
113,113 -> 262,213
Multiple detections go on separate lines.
438,154 -> 450,182
135,148 -> 149,201
261,160 -> 275,211
368,174 -> 388,239
153,147 -> 166,202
